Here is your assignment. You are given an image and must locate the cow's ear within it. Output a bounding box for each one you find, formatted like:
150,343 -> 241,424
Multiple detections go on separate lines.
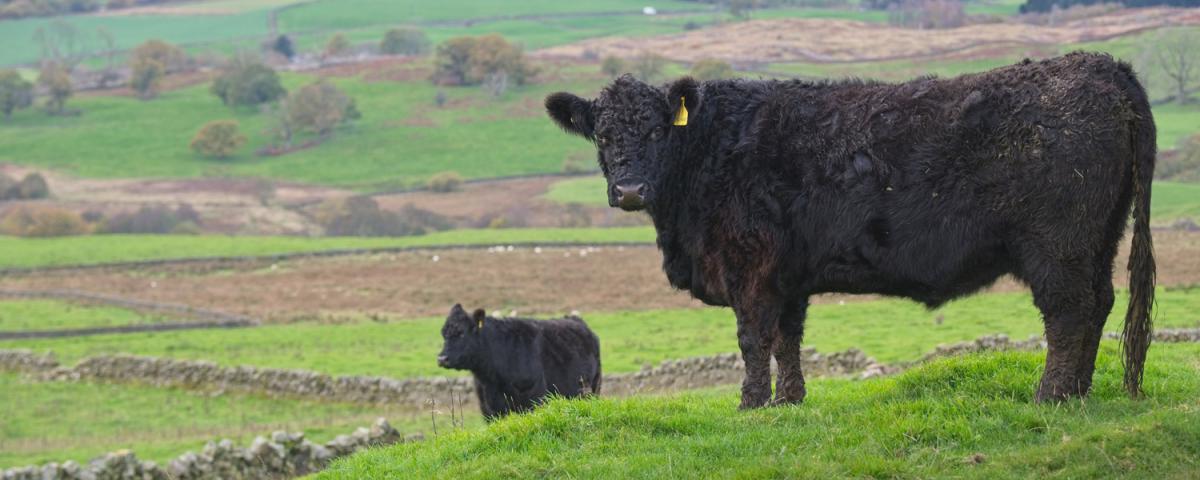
667,77 -> 701,127
472,308 -> 486,330
545,92 -> 595,140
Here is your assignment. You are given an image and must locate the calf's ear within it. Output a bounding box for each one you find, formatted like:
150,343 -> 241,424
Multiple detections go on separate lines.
667,77 -> 701,127
545,92 -> 595,140
473,308 -> 487,330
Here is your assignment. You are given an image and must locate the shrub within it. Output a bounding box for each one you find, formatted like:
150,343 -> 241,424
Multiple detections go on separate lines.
0,206 -> 88,237
325,33 -> 351,58
689,59 -> 734,81
0,172 -> 15,199
1157,134 -> 1200,182
96,204 -> 201,234
0,69 -> 34,119
312,196 -> 450,236
631,53 -> 666,82
562,152 -> 593,174
130,39 -> 188,73
16,173 -> 49,199
600,56 -> 626,77
38,62 -> 73,114
427,171 -> 464,193
210,55 -> 286,107
380,28 -> 431,55
191,120 -> 247,159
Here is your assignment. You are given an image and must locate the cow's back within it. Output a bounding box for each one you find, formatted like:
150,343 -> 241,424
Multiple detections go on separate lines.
536,317 -> 602,396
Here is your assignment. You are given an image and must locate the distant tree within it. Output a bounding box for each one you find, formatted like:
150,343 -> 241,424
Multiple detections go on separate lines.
689,58 -> 734,81
601,56 -> 626,77
129,57 -> 164,99
631,53 -> 666,82
431,35 -> 537,87
190,120 -> 247,159
33,20 -> 88,71
380,27 -> 431,55
0,69 -> 35,119
210,54 -> 286,107
37,62 -> 73,114
427,171 -> 464,193
95,26 -> 119,88
325,33 -> 351,58
130,39 -> 188,73
0,206 -> 87,237
272,35 -> 295,60
285,80 -> 359,136
729,0 -> 760,19
1152,29 -> 1199,105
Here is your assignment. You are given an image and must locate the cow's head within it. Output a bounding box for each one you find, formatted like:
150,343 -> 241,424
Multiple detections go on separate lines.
437,304 -> 487,370
546,75 -> 700,212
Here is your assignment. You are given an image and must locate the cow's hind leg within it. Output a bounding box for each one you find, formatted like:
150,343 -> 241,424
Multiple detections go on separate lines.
734,300 -> 780,410
1027,255 -> 1098,402
771,299 -> 808,405
1075,255 -> 1117,395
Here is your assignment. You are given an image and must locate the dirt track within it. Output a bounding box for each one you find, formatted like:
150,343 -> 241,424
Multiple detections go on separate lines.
534,8 -> 1200,64
3,230 -> 1196,322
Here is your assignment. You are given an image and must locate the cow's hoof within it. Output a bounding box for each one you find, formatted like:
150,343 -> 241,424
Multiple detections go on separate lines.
738,395 -> 771,410
768,396 -> 804,407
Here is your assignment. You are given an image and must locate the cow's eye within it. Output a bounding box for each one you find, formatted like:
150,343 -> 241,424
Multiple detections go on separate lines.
597,135 -> 610,147
650,127 -> 664,141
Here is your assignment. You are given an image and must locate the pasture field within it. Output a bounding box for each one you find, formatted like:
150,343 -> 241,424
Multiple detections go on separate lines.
547,176 -> 1200,226
0,372 -> 462,469
7,288 -> 1198,379
323,344 -> 1200,479
0,227 -> 656,270
0,299 -> 170,331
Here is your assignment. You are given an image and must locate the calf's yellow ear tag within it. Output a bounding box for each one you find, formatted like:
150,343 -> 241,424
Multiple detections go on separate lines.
673,96 -> 688,126
477,318 -> 484,329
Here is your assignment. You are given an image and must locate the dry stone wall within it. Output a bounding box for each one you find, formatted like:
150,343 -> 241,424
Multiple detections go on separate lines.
3,329 -> 1199,411
0,418 -> 420,480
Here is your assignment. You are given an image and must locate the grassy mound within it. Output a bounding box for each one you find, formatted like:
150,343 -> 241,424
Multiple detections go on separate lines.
319,344 -> 1200,479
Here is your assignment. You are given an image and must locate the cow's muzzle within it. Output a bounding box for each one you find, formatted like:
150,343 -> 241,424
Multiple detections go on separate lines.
437,354 -> 449,368
612,182 -> 646,211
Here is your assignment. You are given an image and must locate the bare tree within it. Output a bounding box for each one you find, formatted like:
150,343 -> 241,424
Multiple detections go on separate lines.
33,21 -> 89,72
1153,29 -> 1199,105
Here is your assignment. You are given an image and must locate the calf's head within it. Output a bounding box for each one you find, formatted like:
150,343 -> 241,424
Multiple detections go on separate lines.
437,304 -> 487,370
545,75 -> 700,212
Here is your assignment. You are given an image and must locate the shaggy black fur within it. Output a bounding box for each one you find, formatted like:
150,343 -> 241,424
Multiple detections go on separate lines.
437,305 -> 602,420
547,52 -> 1156,408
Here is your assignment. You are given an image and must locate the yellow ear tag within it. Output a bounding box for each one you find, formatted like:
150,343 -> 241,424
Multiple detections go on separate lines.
477,319 -> 484,329
673,96 -> 688,126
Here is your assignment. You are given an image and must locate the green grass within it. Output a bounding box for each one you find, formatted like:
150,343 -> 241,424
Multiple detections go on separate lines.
0,300 -> 171,331
0,227 -> 655,270
548,176 -> 1200,224
7,289 -> 1198,379
0,72 -> 607,188
321,343 -> 1200,479
0,372 -> 466,469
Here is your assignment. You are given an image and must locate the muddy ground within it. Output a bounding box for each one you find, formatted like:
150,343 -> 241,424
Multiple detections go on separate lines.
3,230 -> 1196,322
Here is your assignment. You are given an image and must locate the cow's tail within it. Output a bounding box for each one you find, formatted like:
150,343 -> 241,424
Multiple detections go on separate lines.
1119,61 -> 1157,399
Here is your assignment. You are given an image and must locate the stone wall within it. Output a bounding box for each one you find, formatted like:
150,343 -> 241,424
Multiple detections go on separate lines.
0,418 -> 420,480
3,328 -> 1198,411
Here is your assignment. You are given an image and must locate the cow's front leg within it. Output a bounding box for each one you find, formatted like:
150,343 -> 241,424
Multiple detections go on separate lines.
734,299 -> 781,410
771,298 -> 808,405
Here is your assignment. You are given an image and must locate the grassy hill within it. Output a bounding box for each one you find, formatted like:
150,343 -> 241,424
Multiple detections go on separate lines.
319,343 -> 1200,479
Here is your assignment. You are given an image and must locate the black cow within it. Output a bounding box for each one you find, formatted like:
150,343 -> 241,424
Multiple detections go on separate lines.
437,304 -> 602,420
546,52 -> 1156,409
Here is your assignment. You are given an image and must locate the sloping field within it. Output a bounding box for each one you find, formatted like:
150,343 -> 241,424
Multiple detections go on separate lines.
535,7 -> 1200,63
321,345 -> 1200,479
